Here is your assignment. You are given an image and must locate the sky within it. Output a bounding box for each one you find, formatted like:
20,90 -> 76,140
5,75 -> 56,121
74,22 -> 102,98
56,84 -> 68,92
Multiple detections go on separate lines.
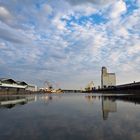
0,0 -> 140,89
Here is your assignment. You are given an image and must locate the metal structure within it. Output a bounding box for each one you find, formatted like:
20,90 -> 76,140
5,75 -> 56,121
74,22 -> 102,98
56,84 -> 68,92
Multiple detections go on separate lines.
44,80 -> 53,90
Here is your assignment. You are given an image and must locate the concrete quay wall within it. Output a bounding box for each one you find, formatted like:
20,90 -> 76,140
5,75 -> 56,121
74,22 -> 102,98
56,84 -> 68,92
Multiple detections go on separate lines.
0,88 -> 33,95
90,82 -> 140,94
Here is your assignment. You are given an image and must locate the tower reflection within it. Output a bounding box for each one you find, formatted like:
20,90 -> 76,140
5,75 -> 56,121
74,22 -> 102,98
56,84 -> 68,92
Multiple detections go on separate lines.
102,97 -> 117,120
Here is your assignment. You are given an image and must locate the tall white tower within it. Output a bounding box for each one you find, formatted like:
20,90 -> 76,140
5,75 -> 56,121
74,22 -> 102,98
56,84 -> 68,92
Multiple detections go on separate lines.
101,67 -> 116,88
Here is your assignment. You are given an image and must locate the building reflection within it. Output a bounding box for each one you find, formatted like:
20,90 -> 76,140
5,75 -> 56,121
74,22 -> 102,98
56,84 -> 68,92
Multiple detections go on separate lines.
0,95 -> 36,109
85,95 -> 101,103
85,95 -> 95,103
0,94 -> 55,109
102,97 -> 117,120
38,95 -> 53,106
84,94 -> 140,120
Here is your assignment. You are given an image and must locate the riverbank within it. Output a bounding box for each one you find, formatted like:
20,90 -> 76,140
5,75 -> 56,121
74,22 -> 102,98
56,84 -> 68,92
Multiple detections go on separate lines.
0,89 -> 36,95
92,89 -> 140,94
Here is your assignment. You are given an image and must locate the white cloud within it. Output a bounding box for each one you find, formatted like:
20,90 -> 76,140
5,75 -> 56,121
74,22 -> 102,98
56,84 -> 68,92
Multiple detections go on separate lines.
65,0 -> 114,6
73,4 -> 97,16
109,51 -> 121,63
52,14 -> 67,31
43,4 -> 53,15
110,0 -> 127,19
116,26 -> 129,37
0,6 -> 13,24
124,8 -> 140,33
0,6 -> 11,19
0,42 -> 6,49
128,44 -> 140,55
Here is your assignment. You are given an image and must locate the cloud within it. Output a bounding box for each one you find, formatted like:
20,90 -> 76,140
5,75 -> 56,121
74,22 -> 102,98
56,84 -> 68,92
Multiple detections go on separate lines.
128,44 -> 140,55
0,42 -> 6,49
65,0 -> 114,6
109,0 -> 127,19
137,0 -> 140,5
0,0 -> 140,88
0,27 -> 26,43
43,4 -> 53,15
0,6 -> 13,25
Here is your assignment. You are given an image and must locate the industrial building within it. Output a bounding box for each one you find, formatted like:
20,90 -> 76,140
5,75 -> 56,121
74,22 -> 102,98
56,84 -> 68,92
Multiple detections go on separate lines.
85,81 -> 94,91
26,84 -> 38,92
0,78 -> 27,89
101,67 -> 116,88
0,78 -> 37,94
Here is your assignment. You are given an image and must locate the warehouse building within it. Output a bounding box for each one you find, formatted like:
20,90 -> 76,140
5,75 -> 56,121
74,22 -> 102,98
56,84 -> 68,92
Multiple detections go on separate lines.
0,78 -> 37,94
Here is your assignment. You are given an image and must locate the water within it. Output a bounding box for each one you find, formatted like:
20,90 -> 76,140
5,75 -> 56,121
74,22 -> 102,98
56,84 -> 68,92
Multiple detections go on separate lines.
0,93 -> 140,140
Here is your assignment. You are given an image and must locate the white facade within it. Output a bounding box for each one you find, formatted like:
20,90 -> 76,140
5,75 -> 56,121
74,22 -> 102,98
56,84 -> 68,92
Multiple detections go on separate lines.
26,85 -> 38,92
0,83 -> 26,89
101,67 -> 116,88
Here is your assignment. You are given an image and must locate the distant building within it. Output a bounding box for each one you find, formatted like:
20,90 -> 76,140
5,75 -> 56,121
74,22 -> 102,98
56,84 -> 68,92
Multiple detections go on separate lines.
85,81 -> 94,91
101,67 -> 116,88
0,78 -> 27,89
26,84 -> 38,92
16,81 -> 28,86
0,78 -> 37,92
98,86 -> 100,89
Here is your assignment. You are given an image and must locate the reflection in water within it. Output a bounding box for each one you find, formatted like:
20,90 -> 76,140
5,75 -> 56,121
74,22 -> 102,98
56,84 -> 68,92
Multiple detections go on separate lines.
85,95 -> 117,120
3,104 -> 16,109
1,94 -> 60,108
85,95 -> 96,103
102,97 -> 117,120
0,94 -> 55,109
40,95 -> 53,106
85,94 -> 140,120
0,95 -> 35,109
0,93 -> 140,140
85,95 -> 101,103
36,95 -> 53,102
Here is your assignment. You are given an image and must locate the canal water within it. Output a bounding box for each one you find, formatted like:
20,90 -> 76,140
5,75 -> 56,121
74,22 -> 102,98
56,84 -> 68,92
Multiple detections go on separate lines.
0,93 -> 140,140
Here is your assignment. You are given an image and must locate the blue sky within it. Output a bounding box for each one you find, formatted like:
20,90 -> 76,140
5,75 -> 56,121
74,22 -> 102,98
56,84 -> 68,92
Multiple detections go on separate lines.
0,0 -> 140,89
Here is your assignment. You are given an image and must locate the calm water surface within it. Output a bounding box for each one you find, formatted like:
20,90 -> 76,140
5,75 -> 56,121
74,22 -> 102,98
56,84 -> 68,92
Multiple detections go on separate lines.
0,93 -> 140,140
